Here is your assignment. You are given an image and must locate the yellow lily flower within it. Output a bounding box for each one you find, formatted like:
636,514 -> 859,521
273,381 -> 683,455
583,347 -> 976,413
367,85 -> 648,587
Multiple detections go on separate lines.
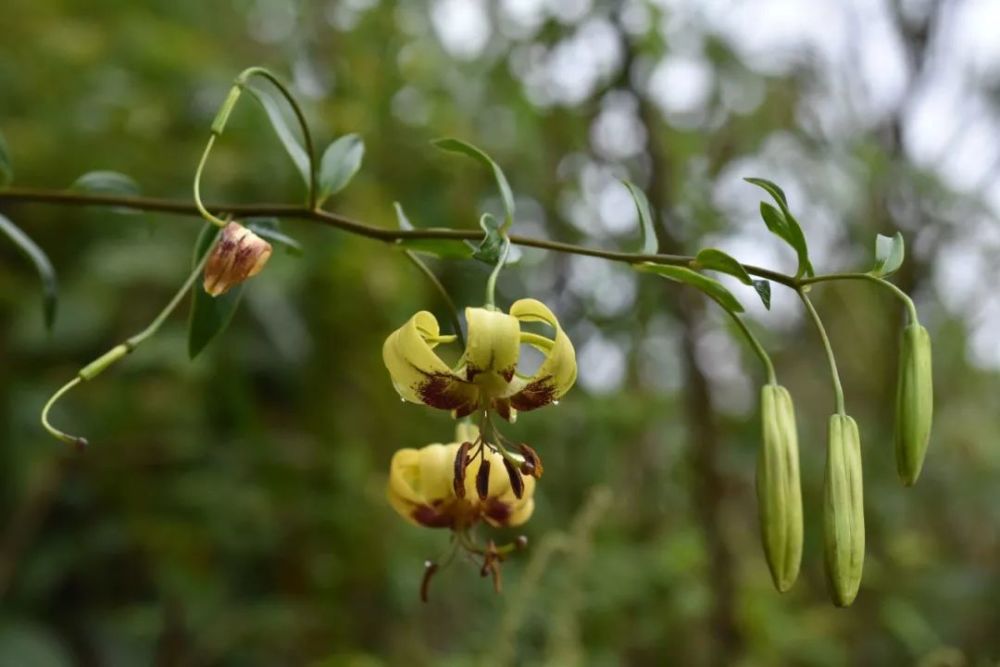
383,299 -> 576,421
387,424 -> 535,530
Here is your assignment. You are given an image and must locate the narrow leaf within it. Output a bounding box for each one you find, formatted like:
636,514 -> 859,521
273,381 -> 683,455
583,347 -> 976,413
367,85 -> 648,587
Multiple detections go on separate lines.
871,232 -> 904,277
0,214 -> 58,329
695,248 -> 752,284
188,223 -> 244,359
753,279 -> 772,310
72,171 -> 140,197
394,202 -> 414,230
750,182 -> 815,278
636,262 -> 744,313
246,217 -> 302,256
317,134 -> 364,203
744,177 -> 788,208
0,130 -> 12,186
245,85 -> 310,187
395,238 -> 475,259
621,180 -> 658,255
432,138 -> 515,229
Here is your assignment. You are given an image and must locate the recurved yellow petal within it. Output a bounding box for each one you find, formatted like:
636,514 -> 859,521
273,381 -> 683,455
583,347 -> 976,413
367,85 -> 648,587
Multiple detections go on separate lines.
507,298 -> 577,412
461,307 -> 521,395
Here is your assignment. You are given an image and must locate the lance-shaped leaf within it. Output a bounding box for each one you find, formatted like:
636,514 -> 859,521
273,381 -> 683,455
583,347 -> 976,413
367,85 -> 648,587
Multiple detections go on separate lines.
753,280 -> 772,310
871,232 -> 904,278
636,262 -> 744,313
245,84 -> 310,187
246,217 -> 303,256
745,177 -> 814,278
392,202 -> 473,259
0,214 -> 58,330
71,171 -> 140,197
0,129 -> 12,186
433,138 -> 515,230
695,248 -> 752,284
188,223 -> 244,359
621,180 -> 658,255
317,134 -> 364,204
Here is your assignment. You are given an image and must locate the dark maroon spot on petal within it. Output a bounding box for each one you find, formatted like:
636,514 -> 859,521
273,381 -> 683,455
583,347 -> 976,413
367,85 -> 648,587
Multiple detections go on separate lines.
411,505 -> 454,528
453,402 -> 478,419
509,377 -> 557,411
500,366 -> 515,383
465,365 -> 482,382
484,499 -> 512,525
417,373 -> 477,412
492,398 -> 513,422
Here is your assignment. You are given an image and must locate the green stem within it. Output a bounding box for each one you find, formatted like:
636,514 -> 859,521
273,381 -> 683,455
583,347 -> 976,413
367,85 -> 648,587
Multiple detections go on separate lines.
718,306 -> 776,385
403,249 -> 466,349
236,67 -> 318,209
484,237 -> 511,309
799,272 -> 918,323
0,188 -> 796,286
193,135 -> 228,228
39,242 -> 215,447
798,291 -> 846,415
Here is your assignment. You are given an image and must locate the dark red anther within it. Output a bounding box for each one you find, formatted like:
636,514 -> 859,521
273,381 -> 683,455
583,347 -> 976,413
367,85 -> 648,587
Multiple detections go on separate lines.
476,459 -> 491,501
518,443 -> 543,478
453,441 -> 471,498
502,457 -> 525,499
420,560 -> 438,603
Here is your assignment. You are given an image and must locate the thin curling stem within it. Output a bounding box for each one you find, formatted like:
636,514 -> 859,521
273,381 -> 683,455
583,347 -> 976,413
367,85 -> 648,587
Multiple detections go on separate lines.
236,67 -> 318,209
799,291 -> 846,415
403,249 -> 466,349
484,237 -> 511,309
799,272 -> 919,324
39,241 -> 216,447
193,135 -> 227,228
721,307 -> 777,385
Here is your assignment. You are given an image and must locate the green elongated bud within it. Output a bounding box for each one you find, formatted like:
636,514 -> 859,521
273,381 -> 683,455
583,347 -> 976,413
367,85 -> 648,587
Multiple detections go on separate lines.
894,323 -> 933,486
823,414 -> 865,607
756,384 -> 803,593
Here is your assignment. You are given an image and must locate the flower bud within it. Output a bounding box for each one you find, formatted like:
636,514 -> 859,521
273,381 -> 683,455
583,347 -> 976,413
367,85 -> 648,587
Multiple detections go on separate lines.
823,414 -> 865,607
756,384 -> 803,593
894,323 -> 933,486
203,222 -> 272,296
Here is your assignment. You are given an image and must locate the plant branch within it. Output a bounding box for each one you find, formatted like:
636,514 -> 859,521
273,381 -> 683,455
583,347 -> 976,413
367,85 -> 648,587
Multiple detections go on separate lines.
0,187 -> 798,286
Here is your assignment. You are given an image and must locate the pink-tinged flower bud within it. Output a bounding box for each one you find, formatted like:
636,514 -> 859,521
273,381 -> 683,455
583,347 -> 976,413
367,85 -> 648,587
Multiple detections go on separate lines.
203,222 -> 272,297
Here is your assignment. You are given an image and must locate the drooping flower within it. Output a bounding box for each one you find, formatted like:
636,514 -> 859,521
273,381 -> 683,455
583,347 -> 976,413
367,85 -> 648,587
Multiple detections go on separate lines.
382,299 -> 576,421
387,424 -> 535,530
203,221 -> 272,296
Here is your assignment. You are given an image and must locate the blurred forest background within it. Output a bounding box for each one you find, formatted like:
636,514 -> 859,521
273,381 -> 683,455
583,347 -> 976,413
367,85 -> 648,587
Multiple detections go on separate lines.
1,0 -> 999,665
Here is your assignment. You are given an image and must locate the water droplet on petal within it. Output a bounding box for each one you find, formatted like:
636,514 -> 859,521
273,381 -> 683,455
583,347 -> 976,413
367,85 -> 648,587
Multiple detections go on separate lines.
552,400 -> 560,406
400,397 -> 406,403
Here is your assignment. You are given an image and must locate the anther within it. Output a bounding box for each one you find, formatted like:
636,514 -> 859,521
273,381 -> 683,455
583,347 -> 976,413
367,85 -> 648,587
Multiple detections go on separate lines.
453,441 -> 471,498
476,459 -> 491,501
502,457 -> 525,499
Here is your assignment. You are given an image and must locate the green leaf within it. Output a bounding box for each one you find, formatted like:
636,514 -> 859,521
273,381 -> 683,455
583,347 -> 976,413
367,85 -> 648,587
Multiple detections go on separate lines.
432,138 -> 515,229
395,238 -> 475,259
71,171 -> 140,196
0,214 -> 58,330
317,134 -> 364,203
472,213 -> 506,265
0,129 -> 12,187
753,280 -> 772,310
871,232 -> 904,277
621,180 -> 657,255
394,203 -> 474,258
694,248 -> 752,284
245,84 -> 310,187
245,217 -> 303,256
746,178 -> 814,278
188,223 -> 244,359
636,262 -> 744,313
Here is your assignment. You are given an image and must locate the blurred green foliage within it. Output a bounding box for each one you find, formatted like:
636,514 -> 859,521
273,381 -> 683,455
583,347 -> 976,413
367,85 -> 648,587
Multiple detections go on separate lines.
1,0 -> 999,665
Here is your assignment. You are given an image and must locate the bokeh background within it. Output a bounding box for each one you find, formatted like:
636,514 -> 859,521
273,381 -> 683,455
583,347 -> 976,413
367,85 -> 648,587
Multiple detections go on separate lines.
2,0 -> 999,665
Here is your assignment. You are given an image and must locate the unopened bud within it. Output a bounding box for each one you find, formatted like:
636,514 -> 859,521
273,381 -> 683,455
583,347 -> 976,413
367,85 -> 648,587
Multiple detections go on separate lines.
894,323 -> 933,486
823,414 -> 865,607
203,222 -> 272,296
757,384 -> 803,593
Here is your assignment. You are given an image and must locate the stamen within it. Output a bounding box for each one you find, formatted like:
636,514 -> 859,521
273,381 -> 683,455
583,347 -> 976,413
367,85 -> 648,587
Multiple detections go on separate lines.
476,459 -> 491,500
518,443 -> 544,478
502,457 -> 525,499
420,560 -> 438,603
453,441 -> 471,498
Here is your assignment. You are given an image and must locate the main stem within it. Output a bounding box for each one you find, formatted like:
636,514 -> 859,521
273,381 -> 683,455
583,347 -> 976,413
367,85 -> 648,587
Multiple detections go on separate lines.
0,188 -> 797,286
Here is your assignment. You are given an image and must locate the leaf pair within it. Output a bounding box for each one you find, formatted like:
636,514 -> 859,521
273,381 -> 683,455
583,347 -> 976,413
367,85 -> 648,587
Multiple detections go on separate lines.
245,84 -> 363,206
745,177 -> 814,279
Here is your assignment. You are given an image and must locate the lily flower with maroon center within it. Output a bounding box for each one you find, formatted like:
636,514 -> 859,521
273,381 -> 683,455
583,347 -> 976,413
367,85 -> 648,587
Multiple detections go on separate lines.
382,299 -> 576,422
